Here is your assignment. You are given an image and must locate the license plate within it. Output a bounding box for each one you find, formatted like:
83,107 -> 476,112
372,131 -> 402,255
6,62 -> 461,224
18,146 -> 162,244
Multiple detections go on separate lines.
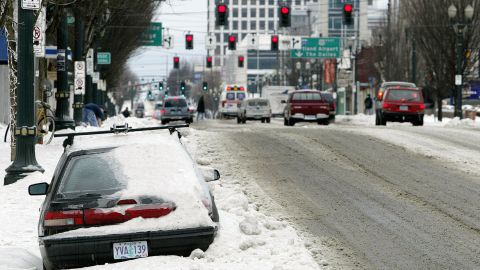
305,115 -> 316,120
399,105 -> 408,111
113,241 -> 148,260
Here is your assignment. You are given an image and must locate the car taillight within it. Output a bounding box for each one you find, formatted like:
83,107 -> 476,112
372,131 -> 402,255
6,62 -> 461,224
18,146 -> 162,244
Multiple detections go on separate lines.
382,102 -> 390,109
44,210 -> 84,227
84,202 -> 176,225
221,101 -> 226,107
419,103 -> 425,110
161,109 -> 166,114
332,102 -> 336,111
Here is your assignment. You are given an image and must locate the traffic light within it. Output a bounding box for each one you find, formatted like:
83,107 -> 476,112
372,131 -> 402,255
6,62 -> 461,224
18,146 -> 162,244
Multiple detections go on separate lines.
180,81 -> 186,94
343,3 -> 353,25
173,56 -> 180,69
185,34 -> 193,50
159,82 -> 164,91
279,4 -> 291,27
238,56 -> 245,68
228,35 -> 236,50
203,81 -> 208,92
206,56 -> 213,68
216,3 -> 228,26
271,35 -> 279,51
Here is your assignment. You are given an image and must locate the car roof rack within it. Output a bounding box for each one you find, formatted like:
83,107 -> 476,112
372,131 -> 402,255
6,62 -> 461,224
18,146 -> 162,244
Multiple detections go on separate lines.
54,123 -> 189,150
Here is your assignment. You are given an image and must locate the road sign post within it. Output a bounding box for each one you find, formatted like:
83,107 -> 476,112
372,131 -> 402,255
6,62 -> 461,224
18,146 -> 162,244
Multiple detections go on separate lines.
97,52 -> 111,65
139,22 -> 163,46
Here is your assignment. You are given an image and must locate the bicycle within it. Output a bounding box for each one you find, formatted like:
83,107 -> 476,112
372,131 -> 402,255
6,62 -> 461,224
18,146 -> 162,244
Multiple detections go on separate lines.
36,100 -> 56,144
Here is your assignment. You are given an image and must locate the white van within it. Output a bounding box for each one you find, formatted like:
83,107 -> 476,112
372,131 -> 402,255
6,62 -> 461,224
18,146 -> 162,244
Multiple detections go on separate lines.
218,85 -> 247,118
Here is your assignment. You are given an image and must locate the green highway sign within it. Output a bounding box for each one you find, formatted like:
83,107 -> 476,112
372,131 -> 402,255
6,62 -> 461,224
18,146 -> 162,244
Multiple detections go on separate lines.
139,22 -> 163,46
97,52 -> 111,65
291,37 -> 341,59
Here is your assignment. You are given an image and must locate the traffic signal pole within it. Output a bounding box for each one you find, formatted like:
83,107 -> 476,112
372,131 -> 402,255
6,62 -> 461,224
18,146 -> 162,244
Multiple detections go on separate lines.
5,2 -> 44,185
55,8 -> 75,130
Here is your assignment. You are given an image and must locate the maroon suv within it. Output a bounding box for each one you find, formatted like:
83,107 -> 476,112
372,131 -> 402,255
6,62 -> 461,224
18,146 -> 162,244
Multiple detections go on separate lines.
283,90 -> 331,126
376,87 -> 425,126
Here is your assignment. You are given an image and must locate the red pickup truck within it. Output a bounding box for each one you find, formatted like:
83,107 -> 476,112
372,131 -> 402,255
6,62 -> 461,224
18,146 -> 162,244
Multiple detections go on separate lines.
283,90 -> 331,126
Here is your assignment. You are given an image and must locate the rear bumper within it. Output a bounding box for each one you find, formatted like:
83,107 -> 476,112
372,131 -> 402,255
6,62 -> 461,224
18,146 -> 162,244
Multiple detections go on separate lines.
161,115 -> 191,121
291,113 -> 329,121
246,113 -> 270,119
382,112 -> 424,122
40,227 -> 216,269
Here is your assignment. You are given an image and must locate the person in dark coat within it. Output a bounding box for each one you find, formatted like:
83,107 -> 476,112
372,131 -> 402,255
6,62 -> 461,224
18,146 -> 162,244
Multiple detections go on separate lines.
364,94 -> 373,115
122,107 -> 131,118
196,95 -> 205,121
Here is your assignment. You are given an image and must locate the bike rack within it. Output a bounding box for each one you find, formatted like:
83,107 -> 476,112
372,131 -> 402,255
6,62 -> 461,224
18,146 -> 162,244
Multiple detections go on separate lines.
54,123 -> 189,150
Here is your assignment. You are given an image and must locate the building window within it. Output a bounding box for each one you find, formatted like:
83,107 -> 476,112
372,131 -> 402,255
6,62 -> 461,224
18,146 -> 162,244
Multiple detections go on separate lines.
268,8 -> 274,17
242,0 -> 247,5
242,9 -> 248,17
268,21 -> 274,31
233,8 -> 238,17
295,0 -> 301,5
250,21 -> 257,30
251,8 -> 257,17
260,8 -> 265,17
242,21 -> 248,30
268,0 -> 274,5
216,33 -> 220,43
233,21 -> 239,30
260,21 -> 265,30
251,0 -> 256,5
233,0 -> 238,5
368,0 -> 373,5
259,0 -> 265,4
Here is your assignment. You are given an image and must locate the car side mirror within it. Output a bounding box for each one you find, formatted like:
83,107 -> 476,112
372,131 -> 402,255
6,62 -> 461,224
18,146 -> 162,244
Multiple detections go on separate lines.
200,166 -> 221,182
28,183 -> 49,196
281,100 -> 286,104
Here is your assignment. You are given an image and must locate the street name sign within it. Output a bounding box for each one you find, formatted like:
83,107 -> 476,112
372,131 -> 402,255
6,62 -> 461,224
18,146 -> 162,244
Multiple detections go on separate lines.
139,22 -> 163,46
291,37 -> 341,59
97,52 -> 111,65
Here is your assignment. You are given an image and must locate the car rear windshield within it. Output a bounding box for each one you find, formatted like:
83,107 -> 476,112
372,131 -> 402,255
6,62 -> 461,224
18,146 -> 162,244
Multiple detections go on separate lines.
57,153 -> 126,198
321,93 -> 333,102
386,90 -> 422,102
164,99 -> 187,107
247,101 -> 256,106
292,93 -> 322,101
154,104 -> 163,110
257,100 -> 268,106
237,93 -> 246,100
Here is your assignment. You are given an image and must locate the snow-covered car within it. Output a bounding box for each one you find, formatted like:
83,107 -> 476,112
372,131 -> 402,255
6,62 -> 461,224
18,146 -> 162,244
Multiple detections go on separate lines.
237,98 -> 271,124
28,132 -> 220,270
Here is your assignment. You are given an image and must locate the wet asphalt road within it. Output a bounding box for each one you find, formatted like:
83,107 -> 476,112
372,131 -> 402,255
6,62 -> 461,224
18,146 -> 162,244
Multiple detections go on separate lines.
194,120 -> 480,270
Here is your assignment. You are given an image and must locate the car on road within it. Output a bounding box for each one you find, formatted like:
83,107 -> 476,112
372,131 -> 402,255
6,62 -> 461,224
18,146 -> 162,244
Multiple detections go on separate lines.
282,90 -> 331,126
375,86 -> 425,126
218,85 -> 247,119
134,103 -> 145,118
152,101 -> 163,120
28,133 -> 220,270
320,91 -> 336,122
375,82 -> 416,124
161,96 -> 193,125
237,98 -> 272,124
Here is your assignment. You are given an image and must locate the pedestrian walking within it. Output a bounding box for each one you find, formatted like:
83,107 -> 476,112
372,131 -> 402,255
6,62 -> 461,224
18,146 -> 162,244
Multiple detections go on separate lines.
196,95 -> 205,121
364,94 -> 373,115
122,107 -> 131,118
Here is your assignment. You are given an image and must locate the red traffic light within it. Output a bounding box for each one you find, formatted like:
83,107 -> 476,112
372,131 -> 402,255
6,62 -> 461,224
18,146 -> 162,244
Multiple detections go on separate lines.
344,4 -> 353,13
281,6 -> 290,15
186,35 -> 193,42
271,35 -> 279,43
207,56 -> 212,62
218,4 -> 227,13
174,57 -> 179,63
238,56 -> 244,62
229,36 -> 236,43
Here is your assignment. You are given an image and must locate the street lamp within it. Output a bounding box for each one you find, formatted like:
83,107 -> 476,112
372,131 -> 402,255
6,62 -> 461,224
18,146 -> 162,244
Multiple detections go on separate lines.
448,4 -> 474,119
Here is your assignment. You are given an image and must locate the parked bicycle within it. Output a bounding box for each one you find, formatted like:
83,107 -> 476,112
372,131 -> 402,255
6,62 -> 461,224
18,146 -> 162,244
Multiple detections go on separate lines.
3,100 -> 56,144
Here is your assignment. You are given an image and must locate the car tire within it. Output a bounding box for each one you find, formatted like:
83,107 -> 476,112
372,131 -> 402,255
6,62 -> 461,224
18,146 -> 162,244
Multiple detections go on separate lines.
288,118 -> 295,126
266,118 -> 271,123
261,119 -> 265,123
161,120 -> 168,125
237,117 -> 241,124
413,116 -> 424,126
242,118 -> 246,124
284,118 -> 288,126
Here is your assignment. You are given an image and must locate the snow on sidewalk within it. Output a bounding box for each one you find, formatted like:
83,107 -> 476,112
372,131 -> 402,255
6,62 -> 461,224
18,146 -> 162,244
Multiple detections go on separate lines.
0,120 -> 319,270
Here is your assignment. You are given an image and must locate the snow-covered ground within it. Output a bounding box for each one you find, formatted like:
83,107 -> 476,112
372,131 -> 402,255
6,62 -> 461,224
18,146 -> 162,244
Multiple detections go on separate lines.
0,118 -> 319,270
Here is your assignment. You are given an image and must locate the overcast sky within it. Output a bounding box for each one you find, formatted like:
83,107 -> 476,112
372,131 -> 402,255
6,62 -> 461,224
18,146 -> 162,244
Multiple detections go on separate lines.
127,0 -> 388,82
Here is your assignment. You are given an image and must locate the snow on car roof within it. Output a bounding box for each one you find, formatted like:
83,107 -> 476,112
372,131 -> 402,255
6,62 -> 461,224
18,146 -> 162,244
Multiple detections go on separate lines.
47,131 -> 214,238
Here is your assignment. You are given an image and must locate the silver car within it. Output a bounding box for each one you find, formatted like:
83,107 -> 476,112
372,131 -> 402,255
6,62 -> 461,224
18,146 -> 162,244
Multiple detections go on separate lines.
161,96 -> 193,125
237,98 -> 272,124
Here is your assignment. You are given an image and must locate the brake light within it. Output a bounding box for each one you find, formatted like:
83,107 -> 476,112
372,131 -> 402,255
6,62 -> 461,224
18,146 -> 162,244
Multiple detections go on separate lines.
240,87 -> 245,91
419,103 -> 425,110
117,199 -> 137,205
44,210 -> 84,227
382,102 -> 390,109
84,202 -> 176,225
161,109 -> 166,114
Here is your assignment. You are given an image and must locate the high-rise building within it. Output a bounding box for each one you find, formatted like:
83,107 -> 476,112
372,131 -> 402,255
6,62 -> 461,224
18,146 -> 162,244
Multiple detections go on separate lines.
207,0 -> 319,66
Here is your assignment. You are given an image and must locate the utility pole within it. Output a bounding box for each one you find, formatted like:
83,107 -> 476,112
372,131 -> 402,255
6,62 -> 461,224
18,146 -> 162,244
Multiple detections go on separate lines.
5,2 -> 44,185
55,8 -> 74,130
73,8 -> 85,125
